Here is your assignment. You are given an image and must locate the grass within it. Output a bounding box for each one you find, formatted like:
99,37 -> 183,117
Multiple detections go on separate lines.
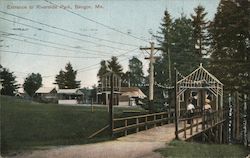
0,96 -> 146,155
156,140 -> 250,158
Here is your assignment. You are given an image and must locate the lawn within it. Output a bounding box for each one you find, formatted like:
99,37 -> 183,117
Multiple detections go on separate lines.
0,96 -> 145,155
156,140 -> 250,158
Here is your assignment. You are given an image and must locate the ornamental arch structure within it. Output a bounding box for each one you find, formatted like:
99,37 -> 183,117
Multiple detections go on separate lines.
176,64 -> 223,117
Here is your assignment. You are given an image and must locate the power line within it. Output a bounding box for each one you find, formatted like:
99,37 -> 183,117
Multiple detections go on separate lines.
2,36 -> 113,57
43,0 -> 149,43
0,11 -> 140,47
0,50 -> 105,59
0,31 -> 122,56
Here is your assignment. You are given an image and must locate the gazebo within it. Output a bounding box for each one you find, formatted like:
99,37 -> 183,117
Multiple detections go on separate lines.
176,64 -> 223,117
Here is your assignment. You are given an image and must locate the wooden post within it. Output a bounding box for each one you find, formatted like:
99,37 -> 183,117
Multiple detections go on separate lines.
196,118 -> 198,132
109,73 -> 114,137
174,68 -> 179,140
190,118 -> 193,136
184,120 -> 186,139
145,116 -> 148,130
125,119 -> 127,136
136,118 -> 139,133
91,98 -> 94,112
161,114 -> 163,126
154,115 -> 156,127
235,92 -> 240,140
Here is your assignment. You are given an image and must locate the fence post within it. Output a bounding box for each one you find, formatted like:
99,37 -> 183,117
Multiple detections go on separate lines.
196,118 -> 198,132
125,119 -> 127,136
190,118 -> 193,135
154,115 -> 156,127
161,114 -> 163,126
184,120 -> 186,139
136,118 -> 139,133
145,116 -> 148,130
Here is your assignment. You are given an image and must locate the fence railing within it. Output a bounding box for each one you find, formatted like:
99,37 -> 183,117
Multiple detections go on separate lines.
113,111 -> 175,136
177,109 -> 227,139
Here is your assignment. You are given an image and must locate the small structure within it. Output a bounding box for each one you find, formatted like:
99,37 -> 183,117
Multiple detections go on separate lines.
176,64 -> 223,117
120,87 -> 146,106
97,72 -> 121,105
57,89 -> 84,104
35,87 -> 57,103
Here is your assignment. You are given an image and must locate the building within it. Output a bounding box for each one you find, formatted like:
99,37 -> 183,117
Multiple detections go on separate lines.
57,89 -> 84,104
120,87 -> 146,106
35,87 -> 57,103
97,72 -> 121,105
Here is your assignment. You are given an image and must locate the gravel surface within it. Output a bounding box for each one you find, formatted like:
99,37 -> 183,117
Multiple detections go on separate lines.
8,124 -> 176,158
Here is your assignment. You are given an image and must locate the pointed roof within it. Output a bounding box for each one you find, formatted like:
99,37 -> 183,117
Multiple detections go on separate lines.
36,87 -> 56,94
177,63 -> 223,87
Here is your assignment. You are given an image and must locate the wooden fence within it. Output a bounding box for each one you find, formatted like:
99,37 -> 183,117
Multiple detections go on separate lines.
177,109 -> 227,139
113,111 -> 175,136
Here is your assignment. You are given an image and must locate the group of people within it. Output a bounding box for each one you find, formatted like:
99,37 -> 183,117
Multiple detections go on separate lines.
186,98 -> 212,124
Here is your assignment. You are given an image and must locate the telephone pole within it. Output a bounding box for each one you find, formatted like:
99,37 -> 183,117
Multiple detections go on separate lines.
140,42 -> 161,111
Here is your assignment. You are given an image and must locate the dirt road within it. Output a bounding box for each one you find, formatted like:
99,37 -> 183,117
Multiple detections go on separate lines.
9,124 -> 176,158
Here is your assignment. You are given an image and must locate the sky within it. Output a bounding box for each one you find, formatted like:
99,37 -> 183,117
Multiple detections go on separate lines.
0,0 -> 220,89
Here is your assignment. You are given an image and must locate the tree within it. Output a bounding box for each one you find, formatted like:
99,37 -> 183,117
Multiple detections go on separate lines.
97,60 -> 108,81
128,56 -> 144,87
107,56 -> 123,76
54,63 -> 80,89
191,5 -> 209,58
209,0 -> 250,93
0,65 -> 19,96
97,56 -> 123,78
23,73 -> 42,97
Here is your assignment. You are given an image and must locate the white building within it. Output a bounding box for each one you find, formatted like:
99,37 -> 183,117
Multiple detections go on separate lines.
57,89 -> 84,104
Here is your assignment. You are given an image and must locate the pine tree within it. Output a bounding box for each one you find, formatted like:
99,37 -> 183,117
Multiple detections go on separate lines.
191,5 -> 209,58
0,65 -> 19,96
107,56 -> 123,76
54,63 -> 80,89
97,60 -> 108,81
209,0 -> 250,93
128,56 -> 144,87
23,73 -> 42,97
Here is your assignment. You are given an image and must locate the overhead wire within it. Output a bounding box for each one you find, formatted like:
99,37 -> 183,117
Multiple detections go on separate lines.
43,0 -> 149,43
0,31 -> 122,56
0,11 -> 140,47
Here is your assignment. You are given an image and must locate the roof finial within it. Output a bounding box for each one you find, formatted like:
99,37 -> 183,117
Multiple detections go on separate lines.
200,63 -> 203,67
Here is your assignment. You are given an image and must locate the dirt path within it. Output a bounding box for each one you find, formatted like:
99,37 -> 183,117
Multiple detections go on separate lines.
9,124 -> 176,158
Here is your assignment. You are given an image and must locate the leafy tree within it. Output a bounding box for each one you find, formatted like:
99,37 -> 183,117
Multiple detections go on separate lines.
23,73 -> 42,97
0,65 -> 19,96
209,0 -> 250,93
191,5 -> 209,58
54,63 -> 80,89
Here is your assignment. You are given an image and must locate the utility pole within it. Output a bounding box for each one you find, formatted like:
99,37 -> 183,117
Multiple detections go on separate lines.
109,72 -> 114,137
168,47 -> 171,83
140,42 -> 161,112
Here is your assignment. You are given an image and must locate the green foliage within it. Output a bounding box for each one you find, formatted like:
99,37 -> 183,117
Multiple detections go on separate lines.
0,65 -> 19,96
191,5 -> 209,57
122,56 -> 144,87
97,56 -> 123,80
209,0 -> 250,93
54,62 -> 80,89
107,56 -> 123,76
157,140 -> 249,158
23,73 -> 42,97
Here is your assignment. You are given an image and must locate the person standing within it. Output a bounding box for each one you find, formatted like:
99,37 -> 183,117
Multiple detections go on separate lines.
187,100 -> 195,124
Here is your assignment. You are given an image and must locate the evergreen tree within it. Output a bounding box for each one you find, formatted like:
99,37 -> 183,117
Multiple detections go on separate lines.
97,60 -> 108,80
209,0 -> 250,93
107,56 -> 123,76
54,63 -> 80,89
128,56 -> 144,87
23,73 -> 42,97
191,5 -> 209,58
0,65 -> 19,96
